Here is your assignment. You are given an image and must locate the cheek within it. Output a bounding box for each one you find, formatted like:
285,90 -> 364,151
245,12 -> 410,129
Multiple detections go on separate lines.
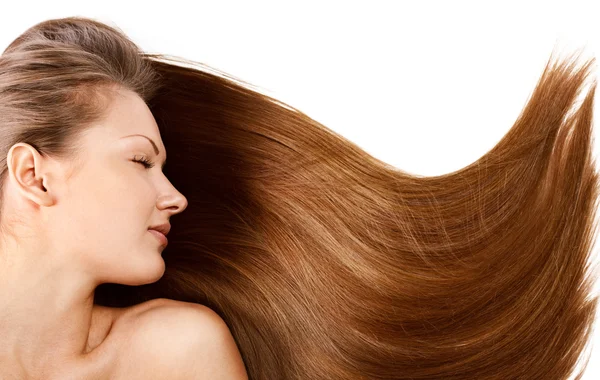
47,163 -> 162,270
67,168 -> 154,234
105,172 -> 156,219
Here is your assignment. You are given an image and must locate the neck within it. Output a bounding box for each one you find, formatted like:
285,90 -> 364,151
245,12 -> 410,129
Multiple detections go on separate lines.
0,253 -> 97,376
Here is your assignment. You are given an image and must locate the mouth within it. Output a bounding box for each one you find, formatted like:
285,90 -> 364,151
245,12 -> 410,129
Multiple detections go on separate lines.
148,229 -> 168,246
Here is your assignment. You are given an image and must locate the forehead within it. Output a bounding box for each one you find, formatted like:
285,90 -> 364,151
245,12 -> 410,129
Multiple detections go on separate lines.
105,89 -> 160,137
83,88 -> 164,152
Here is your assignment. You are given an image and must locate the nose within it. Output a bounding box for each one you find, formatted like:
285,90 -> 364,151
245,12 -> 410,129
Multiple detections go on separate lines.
156,189 -> 188,216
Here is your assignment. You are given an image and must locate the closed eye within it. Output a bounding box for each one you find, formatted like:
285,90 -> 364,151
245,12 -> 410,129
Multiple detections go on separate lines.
132,155 -> 155,169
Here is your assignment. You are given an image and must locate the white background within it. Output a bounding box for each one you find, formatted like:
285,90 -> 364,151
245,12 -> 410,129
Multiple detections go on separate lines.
1,1 -> 599,378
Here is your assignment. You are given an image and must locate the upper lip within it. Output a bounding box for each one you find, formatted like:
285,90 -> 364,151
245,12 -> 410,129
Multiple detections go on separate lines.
149,223 -> 171,236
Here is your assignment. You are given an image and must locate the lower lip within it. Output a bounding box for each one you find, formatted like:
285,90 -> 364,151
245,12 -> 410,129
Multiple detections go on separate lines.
148,229 -> 168,246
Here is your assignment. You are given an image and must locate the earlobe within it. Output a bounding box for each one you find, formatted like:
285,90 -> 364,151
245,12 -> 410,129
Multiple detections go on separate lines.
6,143 -> 56,207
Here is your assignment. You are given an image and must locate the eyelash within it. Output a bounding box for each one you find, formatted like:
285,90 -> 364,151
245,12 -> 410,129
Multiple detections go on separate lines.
132,155 -> 155,169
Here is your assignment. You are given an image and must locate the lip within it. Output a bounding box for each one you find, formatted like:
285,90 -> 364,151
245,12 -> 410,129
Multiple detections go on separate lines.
148,229 -> 168,246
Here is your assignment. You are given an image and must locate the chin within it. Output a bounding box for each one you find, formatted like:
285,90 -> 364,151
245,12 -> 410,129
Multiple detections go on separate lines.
116,256 -> 166,286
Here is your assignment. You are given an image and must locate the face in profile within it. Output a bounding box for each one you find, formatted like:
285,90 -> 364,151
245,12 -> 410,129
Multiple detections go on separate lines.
68,88 -> 188,284
4,87 -> 188,286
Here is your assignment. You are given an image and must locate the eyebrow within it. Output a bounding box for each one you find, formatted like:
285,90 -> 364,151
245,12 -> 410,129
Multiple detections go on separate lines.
121,134 -> 167,169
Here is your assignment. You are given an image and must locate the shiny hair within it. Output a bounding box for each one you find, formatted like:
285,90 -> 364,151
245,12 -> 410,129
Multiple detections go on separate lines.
2,16 -> 599,380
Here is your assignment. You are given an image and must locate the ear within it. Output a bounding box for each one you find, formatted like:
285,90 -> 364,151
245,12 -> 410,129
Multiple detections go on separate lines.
6,143 -> 56,207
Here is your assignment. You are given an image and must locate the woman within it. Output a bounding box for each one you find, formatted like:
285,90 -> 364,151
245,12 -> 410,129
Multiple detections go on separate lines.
0,18 -> 245,379
0,16 -> 598,380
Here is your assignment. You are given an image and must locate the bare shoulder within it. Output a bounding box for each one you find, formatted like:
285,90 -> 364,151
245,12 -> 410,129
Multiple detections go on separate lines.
113,298 -> 248,380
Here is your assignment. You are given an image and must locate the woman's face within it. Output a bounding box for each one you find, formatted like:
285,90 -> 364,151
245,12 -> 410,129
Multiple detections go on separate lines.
40,88 -> 188,285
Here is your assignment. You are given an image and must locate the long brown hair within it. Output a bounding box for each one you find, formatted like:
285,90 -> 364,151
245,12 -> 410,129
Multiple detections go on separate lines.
1,16 -> 598,380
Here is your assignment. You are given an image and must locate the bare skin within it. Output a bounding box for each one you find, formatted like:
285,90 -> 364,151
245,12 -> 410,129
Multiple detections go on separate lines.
49,297 -> 186,379
0,86 -> 189,378
51,301 -> 144,379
